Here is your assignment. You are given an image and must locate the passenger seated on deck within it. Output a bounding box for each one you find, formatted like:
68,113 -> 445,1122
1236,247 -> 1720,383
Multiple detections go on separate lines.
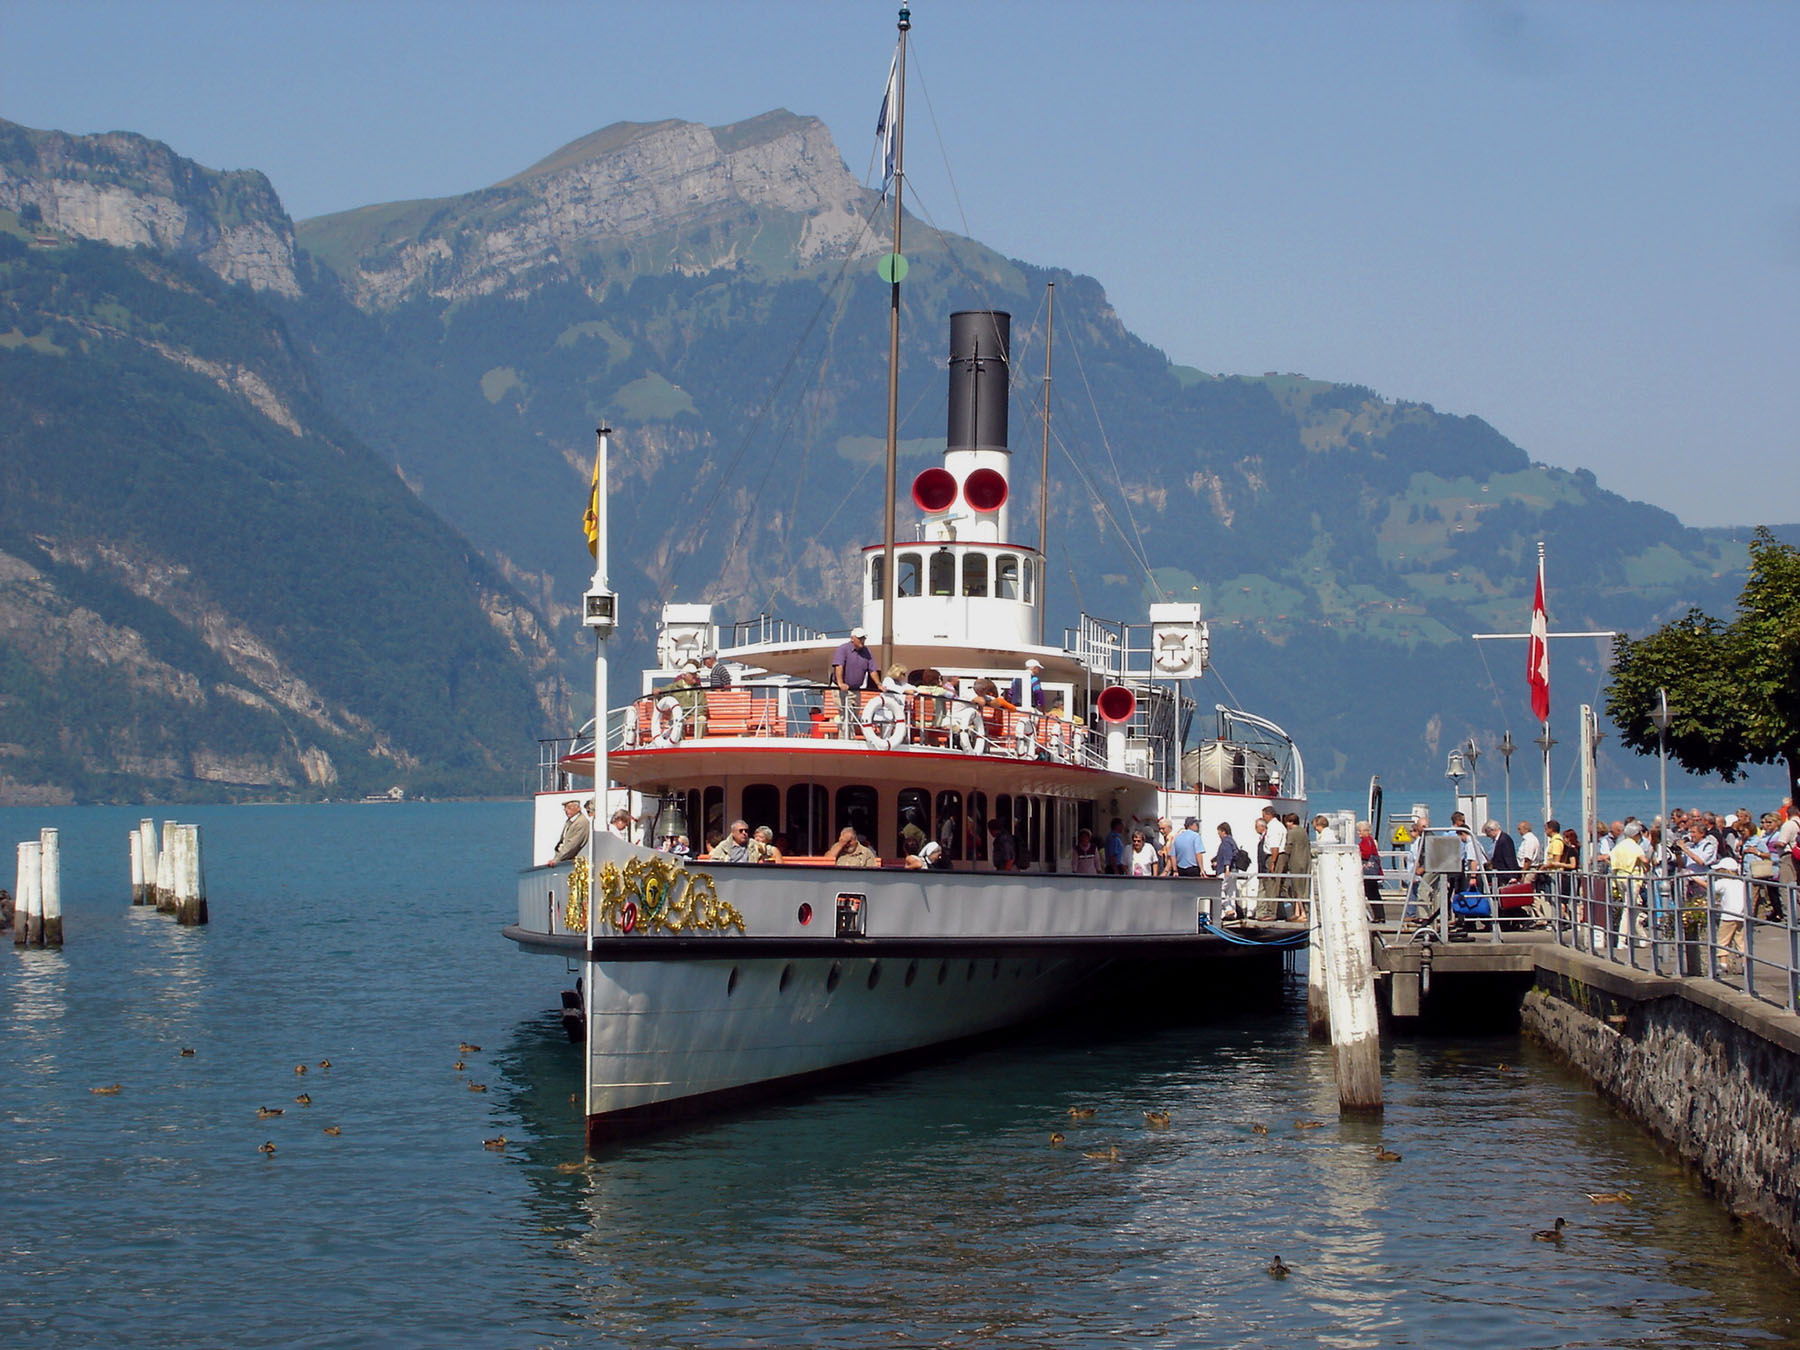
749,826 -> 782,863
708,820 -> 753,863
824,827 -> 880,869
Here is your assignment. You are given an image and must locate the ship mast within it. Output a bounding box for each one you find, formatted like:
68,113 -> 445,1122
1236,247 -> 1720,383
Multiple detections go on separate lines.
1037,281 -> 1054,642
878,4 -> 910,673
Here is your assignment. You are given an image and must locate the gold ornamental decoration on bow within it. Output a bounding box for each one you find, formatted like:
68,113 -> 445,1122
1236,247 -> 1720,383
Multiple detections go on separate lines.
595,856 -> 747,935
563,856 -> 590,931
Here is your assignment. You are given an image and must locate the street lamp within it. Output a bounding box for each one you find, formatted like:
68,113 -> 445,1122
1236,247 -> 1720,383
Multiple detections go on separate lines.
1534,725 -> 1558,824
1498,730 -> 1516,830
1463,738 -> 1482,797
1650,688 -> 1673,828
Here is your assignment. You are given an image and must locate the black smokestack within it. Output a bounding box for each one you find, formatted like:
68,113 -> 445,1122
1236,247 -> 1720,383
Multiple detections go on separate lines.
946,310 -> 1010,454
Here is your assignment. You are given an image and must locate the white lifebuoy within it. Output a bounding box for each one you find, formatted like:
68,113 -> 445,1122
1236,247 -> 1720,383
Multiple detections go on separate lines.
1154,633 -> 1195,672
861,693 -> 908,750
651,695 -> 685,747
621,708 -> 640,748
954,704 -> 987,755
1011,711 -> 1039,759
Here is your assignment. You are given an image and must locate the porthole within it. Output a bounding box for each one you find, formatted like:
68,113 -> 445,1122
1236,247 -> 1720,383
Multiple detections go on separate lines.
826,961 -> 842,992
797,903 -> 813,926
867,962 -> 881,990
904,960 -> 918,988
779,963 -> 794,993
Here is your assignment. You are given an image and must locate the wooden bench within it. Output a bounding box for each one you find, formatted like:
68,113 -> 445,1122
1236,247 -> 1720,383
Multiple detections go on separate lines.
704,690 -> 752,736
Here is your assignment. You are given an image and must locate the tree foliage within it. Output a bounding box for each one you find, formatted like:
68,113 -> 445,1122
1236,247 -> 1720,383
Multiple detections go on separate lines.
1607,528 -> 1800,795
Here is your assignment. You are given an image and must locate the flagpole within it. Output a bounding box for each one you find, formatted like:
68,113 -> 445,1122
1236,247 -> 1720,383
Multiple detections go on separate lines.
1536,542 -> 1551,824
583,427 -> 616,943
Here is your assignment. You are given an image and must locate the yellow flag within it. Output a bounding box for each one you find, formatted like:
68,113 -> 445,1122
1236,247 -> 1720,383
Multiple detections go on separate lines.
582,444 -> 600,558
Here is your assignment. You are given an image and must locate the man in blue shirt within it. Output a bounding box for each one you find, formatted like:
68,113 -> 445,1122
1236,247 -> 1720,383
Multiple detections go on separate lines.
1104,818 -> 1128,875
829,627 -> 880,732
1171,818 -> 1204,876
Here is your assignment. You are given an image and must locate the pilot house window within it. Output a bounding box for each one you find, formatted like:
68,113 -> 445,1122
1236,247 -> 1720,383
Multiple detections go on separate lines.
962,553 -> 988,597
997,556 -> 1020,599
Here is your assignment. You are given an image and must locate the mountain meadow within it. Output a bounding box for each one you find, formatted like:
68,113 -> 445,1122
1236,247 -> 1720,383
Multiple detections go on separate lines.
0,112 -> 1787,802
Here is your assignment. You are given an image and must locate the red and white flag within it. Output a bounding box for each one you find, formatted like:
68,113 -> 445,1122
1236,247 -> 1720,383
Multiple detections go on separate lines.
1526,555 -> 1550,723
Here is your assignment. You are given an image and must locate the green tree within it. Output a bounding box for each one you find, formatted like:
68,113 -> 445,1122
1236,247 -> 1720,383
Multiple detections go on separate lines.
1606,527 -> 1800,798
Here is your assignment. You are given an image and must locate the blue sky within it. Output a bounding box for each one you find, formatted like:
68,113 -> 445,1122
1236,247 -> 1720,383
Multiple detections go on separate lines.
4,0 -> 1795,529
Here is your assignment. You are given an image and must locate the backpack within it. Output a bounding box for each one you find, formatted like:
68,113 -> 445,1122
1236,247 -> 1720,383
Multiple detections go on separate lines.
1233,845 -> 1253,872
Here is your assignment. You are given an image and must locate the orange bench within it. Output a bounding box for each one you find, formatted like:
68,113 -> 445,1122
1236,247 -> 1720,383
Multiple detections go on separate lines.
705,690 -> 752,736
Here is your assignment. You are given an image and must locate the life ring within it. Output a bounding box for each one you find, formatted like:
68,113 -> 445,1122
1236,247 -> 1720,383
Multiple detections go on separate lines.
619,900 -> 638,933
1010,711 -> 1039,759
954,704 -> 987,755
861,693 -> 908,750
651,696 -> 685,746
1154,631 -> 1197,673
621,709 -> 640,748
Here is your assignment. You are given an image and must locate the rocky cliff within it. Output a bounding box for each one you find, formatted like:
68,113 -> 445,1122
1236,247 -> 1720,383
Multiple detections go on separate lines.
301,111 -> 875,308
0,119 -> 300,296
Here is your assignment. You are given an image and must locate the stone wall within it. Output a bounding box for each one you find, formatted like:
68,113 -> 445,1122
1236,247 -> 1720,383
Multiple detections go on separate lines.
1522,947 -> 1800,1269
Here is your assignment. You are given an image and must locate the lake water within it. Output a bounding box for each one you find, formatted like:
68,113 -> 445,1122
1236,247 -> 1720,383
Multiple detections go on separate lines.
3,799 -> 1796,1348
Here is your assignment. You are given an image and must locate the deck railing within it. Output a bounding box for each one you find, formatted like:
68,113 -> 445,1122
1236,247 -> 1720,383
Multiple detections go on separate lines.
611,680 -> 1112,769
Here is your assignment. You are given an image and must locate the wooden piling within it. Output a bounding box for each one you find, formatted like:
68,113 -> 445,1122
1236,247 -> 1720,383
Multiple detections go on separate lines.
175,824 -> 208,925
138,819 -> 157,905
1314,840 -> 1383,1113
1306,916 -> 1329,1039
12,841 -> 29,946
39,827 -> 62,946
17,840 -> 44,947
129,828 -> 145,905
155,824 -> 177,912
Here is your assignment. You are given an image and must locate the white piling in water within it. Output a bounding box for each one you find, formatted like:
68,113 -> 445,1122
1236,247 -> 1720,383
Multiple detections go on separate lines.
17,840 -> 44,947
175,824 -> 208,926
1306,916 -> 1328,1039
129,829 -> 145,905
1314,834 -> 1383,1114
155,824 -> 177,913
138,819 -> 158,905
39,827 -> 62,946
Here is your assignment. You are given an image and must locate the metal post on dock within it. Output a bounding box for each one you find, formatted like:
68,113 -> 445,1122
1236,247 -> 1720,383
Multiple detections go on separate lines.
1314,821 -> 1382,1113
39,827 -> 62,947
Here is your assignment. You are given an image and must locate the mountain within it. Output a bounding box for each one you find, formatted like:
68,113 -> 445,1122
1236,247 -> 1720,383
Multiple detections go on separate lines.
0,111 -> 1785,801
0,121 -> 563,803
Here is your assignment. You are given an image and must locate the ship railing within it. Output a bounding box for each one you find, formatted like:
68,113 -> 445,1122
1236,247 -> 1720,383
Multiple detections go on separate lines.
535,720 -> 594,794
720,614 -> 830,649
609,679 -> 1112,768
1542,866 -> 1798,1014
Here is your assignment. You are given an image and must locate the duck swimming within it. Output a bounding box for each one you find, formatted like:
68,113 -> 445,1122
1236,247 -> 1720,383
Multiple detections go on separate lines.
1082,1145 -> 1122,1162
178,1048 -> 196,1058
90,1084 -> 122,1095
1143,1111 -> 1172,1129
459,1042 -> 481,1054
1250,1123 -> 1269,1135
256,1106 -> 284,1119
1374,1147 -> 1402,1162
294,1064 -> 308,1076
1293,1120 -> 1324,1130
482,1136 -> 508,1150
1584,1192 -> 1633,1203
1049,1131 -> 1066,1146
1267,1255 -> 1291,1278
322,1125 -> 342,1136
1067,1106 -> 1096,1119
294,1093 -> 311,1106
468,1082 -> 488,1093
1533,1217 -> 1568,1242
317,1059 -> 331,1069
257,1141 -> 276,1155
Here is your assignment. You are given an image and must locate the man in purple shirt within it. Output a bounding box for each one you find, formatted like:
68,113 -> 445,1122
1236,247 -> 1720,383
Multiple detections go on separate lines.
829,627 -> 880,733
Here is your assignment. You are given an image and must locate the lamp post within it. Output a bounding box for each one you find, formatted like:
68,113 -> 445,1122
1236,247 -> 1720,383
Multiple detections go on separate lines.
1463,738 -> 1482,798
1650,688 -> 1673,829
1498,730 -> 1515,831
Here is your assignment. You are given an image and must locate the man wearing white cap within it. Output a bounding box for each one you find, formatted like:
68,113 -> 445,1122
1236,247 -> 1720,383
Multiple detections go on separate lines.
829,626 -> 880,735
1008,659 -> 1047,710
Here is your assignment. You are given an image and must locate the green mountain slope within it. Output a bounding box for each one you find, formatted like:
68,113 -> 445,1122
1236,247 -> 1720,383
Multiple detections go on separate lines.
0,206 -> 560,802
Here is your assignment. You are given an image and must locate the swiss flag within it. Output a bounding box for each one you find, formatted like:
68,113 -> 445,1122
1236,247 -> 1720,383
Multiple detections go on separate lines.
1527,560 -> 1550,723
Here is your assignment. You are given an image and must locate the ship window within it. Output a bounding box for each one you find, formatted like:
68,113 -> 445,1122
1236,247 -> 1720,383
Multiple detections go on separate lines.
969,791 -> 989,862
743,784 -> 779,839
934,790 -> 963,862
1016,796 -> 1039,867
702,787 -> 724,852
787,782 -> 828,855
835,785 -> 878,848
898,552 -> 922,598
1023,557 -> 1034,603
997,555 -> 1020,599
897,788 -> 930,860
869,555 -> 883,602
929,549 -> 955,596
962,553 -> 988,597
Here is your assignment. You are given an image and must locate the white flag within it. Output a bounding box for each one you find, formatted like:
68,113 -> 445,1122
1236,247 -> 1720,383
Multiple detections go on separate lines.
875,53 -> 898,196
